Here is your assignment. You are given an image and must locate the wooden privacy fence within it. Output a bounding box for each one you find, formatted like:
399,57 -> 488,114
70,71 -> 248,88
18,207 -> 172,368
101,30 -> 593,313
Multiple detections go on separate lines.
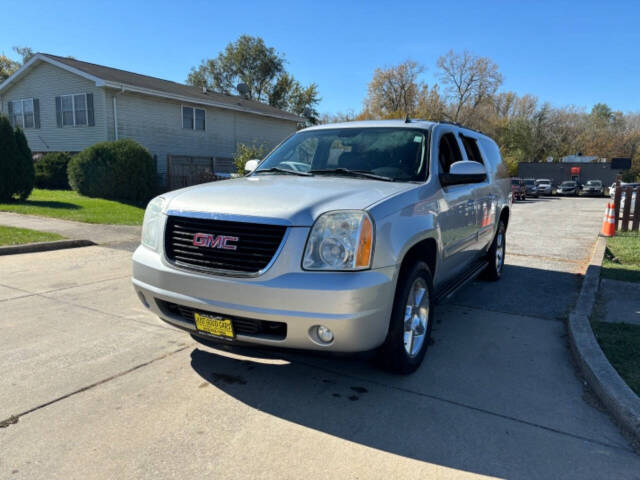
167,155 -> 235,190
613,180 -> 640,232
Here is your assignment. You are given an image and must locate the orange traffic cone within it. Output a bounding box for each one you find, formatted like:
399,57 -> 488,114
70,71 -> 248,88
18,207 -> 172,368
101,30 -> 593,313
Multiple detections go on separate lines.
600,203 -> 616,237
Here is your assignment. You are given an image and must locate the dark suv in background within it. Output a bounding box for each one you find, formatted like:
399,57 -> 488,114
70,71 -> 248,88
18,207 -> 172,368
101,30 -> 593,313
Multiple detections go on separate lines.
523,178 -> 539,198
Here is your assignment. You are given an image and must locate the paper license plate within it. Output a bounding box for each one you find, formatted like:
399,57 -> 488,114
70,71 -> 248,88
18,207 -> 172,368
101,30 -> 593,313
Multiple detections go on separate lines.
194,312 -> 234,339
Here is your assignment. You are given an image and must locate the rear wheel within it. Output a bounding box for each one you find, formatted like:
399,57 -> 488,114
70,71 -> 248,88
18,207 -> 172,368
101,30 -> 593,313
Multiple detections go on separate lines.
483,220 -> 506,281
377,261 -> 434,374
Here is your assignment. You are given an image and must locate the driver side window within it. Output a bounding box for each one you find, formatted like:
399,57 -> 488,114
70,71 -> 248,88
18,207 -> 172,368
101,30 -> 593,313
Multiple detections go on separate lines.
438,132 -> 463,174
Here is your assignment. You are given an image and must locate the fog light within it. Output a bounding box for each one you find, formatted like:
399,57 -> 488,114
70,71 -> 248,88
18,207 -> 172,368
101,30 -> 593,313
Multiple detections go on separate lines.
316,325 -> 334,343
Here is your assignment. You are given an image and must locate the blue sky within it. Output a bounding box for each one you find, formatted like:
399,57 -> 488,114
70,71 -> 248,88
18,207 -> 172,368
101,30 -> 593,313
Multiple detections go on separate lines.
2,0 -> 639,114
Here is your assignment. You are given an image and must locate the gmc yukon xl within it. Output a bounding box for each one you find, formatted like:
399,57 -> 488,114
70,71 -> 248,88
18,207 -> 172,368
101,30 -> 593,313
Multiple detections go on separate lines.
132,120 -> 511,373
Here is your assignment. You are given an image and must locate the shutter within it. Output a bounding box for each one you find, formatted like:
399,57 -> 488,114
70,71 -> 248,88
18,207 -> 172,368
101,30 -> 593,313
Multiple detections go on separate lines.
55,96 -> 62,127
33,99 -> 40,129
7,101 -> 13,126
87,93 -> 95,126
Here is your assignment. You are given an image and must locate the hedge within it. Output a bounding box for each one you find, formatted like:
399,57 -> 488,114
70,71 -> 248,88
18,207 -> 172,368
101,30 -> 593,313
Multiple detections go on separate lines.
68,139 -> 155,202
35,152 -> 72,190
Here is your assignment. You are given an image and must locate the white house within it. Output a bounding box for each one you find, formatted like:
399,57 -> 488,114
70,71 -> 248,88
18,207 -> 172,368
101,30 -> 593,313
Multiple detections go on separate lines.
0,53 -> 301,188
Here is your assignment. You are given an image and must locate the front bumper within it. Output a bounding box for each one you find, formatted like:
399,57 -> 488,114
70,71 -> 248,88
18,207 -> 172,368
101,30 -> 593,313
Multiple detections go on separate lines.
131,227 -> 397,352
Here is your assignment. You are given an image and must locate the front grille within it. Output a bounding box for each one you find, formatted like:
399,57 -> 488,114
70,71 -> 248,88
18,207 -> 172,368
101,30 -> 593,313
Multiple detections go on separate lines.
164,215 -> 287,274
158,300 -> 287,340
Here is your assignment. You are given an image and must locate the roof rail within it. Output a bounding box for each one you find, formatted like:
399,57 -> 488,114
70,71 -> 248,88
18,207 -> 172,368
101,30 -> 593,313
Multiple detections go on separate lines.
437,121 -> 486,136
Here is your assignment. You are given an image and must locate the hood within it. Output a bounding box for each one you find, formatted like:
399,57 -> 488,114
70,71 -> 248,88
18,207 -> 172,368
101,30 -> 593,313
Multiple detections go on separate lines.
164,175 -> 415,226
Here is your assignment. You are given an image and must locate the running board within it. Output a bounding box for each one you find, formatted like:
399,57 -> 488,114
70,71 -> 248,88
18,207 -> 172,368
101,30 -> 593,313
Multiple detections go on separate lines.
434,259 -> 489,304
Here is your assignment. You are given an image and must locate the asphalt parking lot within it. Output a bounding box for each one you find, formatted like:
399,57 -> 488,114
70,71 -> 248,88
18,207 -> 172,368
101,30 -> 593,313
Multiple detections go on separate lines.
1,196 -> 639,479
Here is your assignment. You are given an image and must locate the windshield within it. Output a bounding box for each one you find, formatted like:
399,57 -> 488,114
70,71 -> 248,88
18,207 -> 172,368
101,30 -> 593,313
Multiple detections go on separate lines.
536,179 -> 550,185
511,179 -> 520,185
524,179 -> 535,185
561,181 -> 576,186
255,128 -> 428,181
586,180 -> 601,186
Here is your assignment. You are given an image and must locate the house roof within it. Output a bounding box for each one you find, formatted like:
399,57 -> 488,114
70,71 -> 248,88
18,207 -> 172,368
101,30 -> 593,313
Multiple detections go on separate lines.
0,53 -> 303,123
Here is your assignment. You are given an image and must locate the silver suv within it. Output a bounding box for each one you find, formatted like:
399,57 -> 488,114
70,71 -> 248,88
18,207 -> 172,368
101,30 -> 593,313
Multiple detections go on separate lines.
132,120 -> 511,373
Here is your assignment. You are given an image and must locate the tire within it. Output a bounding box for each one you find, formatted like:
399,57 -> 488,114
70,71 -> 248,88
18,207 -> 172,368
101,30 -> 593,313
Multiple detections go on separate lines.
376,261 -> 434,374
483,219 -> 506,281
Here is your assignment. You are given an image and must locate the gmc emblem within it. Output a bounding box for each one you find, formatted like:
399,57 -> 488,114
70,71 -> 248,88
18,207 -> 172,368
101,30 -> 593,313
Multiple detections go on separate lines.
192,233 -> 239,251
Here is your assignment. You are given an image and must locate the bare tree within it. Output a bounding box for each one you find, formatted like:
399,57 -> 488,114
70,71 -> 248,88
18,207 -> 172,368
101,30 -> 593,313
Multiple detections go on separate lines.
437,50 -> 503,123
364,60 -> 424,118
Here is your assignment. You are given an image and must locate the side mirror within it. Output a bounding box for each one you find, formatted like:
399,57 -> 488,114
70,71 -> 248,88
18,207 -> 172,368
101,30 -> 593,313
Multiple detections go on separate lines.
440,161 -> 487,187
244,159 -> 260,173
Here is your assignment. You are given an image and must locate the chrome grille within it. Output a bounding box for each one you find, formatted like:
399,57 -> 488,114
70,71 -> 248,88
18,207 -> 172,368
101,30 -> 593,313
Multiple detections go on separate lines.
164,215 -> 287,274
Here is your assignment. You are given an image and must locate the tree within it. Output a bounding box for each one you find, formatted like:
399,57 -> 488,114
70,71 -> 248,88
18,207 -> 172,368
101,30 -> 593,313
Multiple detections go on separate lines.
187,35 -> 319,123
436,50 -> 503,123
268,73 -> 321,124
364,60 -> 424,118
12,46 -> 34,64
0,54 -> 20,82
0,46 -> 35,82
187,35 -> 284,102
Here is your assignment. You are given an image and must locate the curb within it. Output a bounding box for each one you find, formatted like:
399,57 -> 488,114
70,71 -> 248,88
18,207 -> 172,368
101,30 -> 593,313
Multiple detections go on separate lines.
0,239 -> 95,256
567,236 -> 640,449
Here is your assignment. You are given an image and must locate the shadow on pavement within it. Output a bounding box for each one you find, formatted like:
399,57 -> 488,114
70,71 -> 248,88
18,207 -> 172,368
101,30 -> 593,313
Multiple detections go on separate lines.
188,264 -> 638,479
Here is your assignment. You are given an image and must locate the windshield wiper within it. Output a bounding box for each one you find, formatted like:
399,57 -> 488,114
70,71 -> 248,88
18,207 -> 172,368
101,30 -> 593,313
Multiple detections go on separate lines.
309,168 -> 394,182
254,167 -> 312,177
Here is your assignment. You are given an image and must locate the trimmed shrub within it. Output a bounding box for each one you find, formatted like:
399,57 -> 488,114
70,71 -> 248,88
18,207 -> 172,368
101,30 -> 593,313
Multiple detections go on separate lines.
68,139 -> 155,202
0,116 -> 18,201
234,143 -> 265,174
0,116 -> 34,201
35,152 -> 73,189
13,128 -> 35,200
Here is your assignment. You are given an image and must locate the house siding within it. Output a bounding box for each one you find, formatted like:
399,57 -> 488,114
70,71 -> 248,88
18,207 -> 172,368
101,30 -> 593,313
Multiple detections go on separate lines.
0,62 -> 107,152
104,91 -> 296,178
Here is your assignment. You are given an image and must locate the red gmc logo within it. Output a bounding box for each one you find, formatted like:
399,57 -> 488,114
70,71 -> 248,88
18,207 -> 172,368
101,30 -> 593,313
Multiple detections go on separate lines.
192,233 -> 239,250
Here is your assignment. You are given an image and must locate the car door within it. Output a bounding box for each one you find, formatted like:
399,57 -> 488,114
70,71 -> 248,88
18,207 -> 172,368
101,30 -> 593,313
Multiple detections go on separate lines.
459,133 -> 495,256
435,127 -> 480,284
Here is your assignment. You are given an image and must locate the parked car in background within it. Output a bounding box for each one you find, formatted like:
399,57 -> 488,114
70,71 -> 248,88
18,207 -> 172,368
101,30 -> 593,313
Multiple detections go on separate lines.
556,180 -> 579,196
132,120 -> 511,374
611,182 -> 640,199
523,178 -> 539,198
535,179 -> 553,196
620,188 -> 638,214
581,179 -> 604,196
511,178 -> 526,200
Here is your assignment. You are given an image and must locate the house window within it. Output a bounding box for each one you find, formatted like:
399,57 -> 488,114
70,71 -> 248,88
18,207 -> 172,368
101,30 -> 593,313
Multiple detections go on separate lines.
9,99 -> 35,129
61,94 -> 88,126
182,106 -> 205,130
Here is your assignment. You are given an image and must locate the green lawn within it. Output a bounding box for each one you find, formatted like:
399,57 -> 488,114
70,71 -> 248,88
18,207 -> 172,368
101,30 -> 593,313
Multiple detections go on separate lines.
0,189 -> 145,225
592,321 -> 640,396
0,225 -> 64,246
601,232 -> 640,283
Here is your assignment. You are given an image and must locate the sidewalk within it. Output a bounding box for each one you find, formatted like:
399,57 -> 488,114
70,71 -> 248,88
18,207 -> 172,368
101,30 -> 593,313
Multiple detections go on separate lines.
0,212 -> 141,249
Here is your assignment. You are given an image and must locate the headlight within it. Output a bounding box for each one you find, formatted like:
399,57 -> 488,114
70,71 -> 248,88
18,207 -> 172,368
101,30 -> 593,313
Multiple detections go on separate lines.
302,210 -> 373,271
141,196 -> 166,251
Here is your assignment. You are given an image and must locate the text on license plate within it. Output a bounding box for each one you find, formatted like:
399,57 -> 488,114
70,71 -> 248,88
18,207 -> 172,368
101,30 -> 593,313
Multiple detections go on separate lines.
194,312 -> 235,339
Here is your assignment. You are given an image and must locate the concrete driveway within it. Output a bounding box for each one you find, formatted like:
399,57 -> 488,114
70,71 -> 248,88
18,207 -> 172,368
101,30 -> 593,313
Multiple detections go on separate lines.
1,196 -> 638,479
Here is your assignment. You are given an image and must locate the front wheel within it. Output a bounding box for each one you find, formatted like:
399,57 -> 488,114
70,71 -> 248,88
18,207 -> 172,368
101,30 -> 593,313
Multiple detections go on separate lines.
483,220 -> 506,281
377,261 -> 434,374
